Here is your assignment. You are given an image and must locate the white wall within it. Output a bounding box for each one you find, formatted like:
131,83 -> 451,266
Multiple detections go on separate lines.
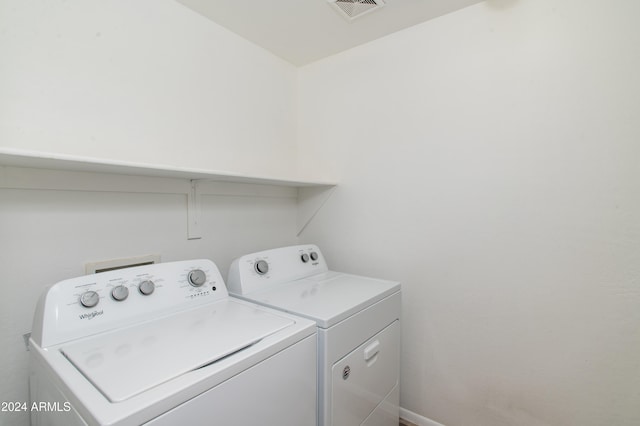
0,1 -> 301,425
298,1 -> 640,425
0,0 -> 298,178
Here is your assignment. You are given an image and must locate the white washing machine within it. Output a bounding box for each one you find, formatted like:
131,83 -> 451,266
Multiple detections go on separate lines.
29,259 -> 317,426
227,245 -> 401,426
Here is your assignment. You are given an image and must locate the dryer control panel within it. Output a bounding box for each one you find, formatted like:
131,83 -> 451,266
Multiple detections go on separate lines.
31,259 -> 227,347
227,244 -> 329,295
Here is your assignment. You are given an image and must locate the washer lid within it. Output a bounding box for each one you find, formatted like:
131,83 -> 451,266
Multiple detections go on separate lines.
242,272 -> 400,328
61,299 -> 293,402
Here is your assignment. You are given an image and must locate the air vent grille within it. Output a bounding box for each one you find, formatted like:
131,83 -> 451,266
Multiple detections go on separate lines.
329,0 -> 385,21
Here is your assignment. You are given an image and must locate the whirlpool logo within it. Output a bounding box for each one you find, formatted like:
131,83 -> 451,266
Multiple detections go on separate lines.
78,310 -> 103,320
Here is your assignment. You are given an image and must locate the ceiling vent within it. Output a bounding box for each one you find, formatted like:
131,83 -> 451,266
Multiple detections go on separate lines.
327,0 -> 385,21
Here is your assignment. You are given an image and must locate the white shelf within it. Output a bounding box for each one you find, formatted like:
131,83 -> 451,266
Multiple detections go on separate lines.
0,148 -> 336,187
0,148 -> 336,239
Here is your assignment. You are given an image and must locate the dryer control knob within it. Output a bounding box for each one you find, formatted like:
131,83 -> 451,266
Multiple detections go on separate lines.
310,252 -> 319,261
138,280 -> 155,295
188,269 -> 207,287
80,290 -> 100,308
111,285 -> 129,301
254,260 -> 269,275
301,253 -> 309,263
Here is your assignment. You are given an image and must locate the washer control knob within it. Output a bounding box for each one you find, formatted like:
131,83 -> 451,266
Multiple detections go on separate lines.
138,280 -> 155,296
254,260 -> 269,275
301,253 -> 309,263
111,285 -> 129,301
188,269 -> 207,287
80,290 -> 100,308
310,252 -> 319,261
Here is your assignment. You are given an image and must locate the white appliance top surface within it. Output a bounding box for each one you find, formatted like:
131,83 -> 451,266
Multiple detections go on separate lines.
241,271 -> 400,328
61,298 -> 293,403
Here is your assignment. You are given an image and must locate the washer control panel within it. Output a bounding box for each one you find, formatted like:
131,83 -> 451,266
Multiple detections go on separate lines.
227,244 -> 329,296
32,259 -> 227,347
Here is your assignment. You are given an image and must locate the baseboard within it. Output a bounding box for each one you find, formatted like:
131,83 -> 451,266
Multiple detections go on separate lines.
400,407 -> 446,426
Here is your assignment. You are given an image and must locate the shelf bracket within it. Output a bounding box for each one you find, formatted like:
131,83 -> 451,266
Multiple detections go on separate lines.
296,185 -> 336,236
187,180 -> 202,240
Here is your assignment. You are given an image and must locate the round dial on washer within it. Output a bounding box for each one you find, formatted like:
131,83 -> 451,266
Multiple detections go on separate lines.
301,253 -> 309,263
310,252 -> 319,261
188,269 -> 207,287
80,290 -> 99,308
138,280 -> 155,295
254,260 -> 269,275
111,285 -> 129,301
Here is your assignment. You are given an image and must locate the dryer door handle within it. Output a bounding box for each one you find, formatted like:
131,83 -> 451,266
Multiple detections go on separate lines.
364,340 -> 380,362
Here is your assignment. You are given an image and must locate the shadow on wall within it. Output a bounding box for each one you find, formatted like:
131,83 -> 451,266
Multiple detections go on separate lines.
484,0 -> 518,10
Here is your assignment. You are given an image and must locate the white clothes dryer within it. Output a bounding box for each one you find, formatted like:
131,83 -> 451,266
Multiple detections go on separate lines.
29,259 -> 317,426
227,245 -> 401,426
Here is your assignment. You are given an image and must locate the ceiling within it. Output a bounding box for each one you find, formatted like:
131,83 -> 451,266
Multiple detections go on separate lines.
176,0 -> 485,66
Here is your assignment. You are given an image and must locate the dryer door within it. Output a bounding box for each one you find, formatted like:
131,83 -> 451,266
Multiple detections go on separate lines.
331,320 -> 400,426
